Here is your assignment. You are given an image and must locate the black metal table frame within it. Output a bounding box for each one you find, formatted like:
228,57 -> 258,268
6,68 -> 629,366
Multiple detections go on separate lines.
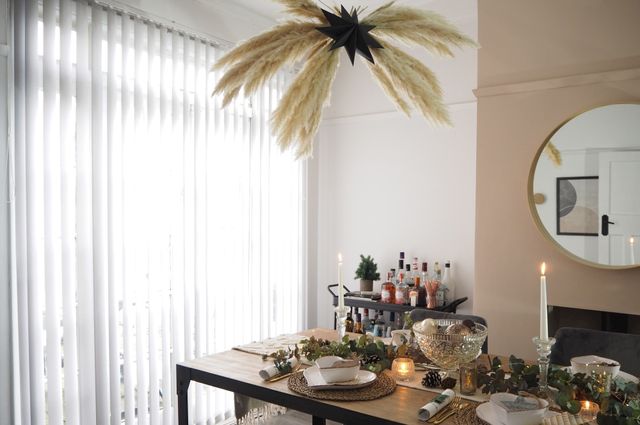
176,363 -> 404,425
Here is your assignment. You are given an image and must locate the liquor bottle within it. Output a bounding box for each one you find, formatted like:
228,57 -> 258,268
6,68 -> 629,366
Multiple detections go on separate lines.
412,257 -> 421,287
345,308 -> 354,333
434,262 -> 445,307
373,310 -> 386,337
367,309 -> 376,333
388,312 -> 397,332
395,263 -> 408,305
381,270 -> 396,303
404,263 -> 413,287
409,284 -> 419,307
395,312 -> 403,330
396,258 -> 404,285
362,308 -> 371,332
442,261 -> 454,304
418,262 -> 427,307
353,311 -> 363,334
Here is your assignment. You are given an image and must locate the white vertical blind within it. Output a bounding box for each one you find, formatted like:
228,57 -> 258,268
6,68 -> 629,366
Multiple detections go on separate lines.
11,1 -> 307,424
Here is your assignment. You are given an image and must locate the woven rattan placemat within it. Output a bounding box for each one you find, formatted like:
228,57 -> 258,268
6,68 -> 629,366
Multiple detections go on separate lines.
287,371 -> 396,401
455,402 -> 488,425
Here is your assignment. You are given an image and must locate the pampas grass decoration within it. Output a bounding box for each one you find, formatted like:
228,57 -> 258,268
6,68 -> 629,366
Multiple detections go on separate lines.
213,0 -> 476,158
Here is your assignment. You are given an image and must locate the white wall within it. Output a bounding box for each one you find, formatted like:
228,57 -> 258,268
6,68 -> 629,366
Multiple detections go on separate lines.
310,0 -> 478,328
1,0 -> 12,422
114,0 -> 276,44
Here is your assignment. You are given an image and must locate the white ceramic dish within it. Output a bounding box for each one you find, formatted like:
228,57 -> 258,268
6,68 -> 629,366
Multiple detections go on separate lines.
477,402 -> 558,425
489,393 -> 549,425
314,356 -> 360,383
570,355 -> 620,379
561,366 -> 638,384
303,366 -> 377,390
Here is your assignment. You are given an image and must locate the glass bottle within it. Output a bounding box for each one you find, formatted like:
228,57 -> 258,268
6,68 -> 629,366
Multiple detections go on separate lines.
345,308 -> 354,332
418,262 -> 428,307
395,260 -> 408,305
442,261 -> 454,304
381,270 -> 396,303
353,311 -> 363,334
404,263 -> 413,287
412,257 -> 420,287
362,308 -> 371,332
434,262 -> 445,307
373,310 -> 386,337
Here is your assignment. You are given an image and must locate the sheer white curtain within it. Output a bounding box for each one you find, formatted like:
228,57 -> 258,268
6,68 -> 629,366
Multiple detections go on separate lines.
11,0 -> 307,424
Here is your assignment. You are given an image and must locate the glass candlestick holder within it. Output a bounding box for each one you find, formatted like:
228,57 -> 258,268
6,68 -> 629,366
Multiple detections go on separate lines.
335,306 -> 349,339
532,336 -> 556,397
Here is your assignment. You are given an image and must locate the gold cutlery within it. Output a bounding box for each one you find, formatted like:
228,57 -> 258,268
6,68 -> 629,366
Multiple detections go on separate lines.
433,402 -> 469,424
427,396 -> 460,423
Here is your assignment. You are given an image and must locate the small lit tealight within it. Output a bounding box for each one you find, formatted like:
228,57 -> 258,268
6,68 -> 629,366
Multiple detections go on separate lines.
580,400 -> 600,422
392,358 -> 415,381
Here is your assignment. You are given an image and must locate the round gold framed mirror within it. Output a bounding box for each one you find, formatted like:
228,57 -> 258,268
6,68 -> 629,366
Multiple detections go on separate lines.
528,103 -> 640,269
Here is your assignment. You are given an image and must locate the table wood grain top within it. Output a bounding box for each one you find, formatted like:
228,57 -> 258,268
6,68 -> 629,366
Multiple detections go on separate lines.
180,328 -> 471,425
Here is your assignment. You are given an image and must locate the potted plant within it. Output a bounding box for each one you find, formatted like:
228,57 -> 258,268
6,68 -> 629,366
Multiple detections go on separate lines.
354,255 -> 380,292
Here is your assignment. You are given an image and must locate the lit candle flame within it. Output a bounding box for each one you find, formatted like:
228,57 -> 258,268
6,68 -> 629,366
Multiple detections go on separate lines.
541,262 -> 546,275
338,253 -> 343,263
631,237 -> 635,245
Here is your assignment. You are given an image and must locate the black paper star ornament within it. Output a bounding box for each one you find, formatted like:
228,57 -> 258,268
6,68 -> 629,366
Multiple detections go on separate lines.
316,5 -> 383,65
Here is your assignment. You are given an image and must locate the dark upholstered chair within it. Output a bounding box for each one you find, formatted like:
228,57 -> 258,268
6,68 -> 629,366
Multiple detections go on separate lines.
550,327 -> 640,377
409,310 -> 489,354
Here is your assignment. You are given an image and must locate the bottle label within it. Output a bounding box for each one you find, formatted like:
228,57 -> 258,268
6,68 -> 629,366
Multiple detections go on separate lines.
410,295 -> 417,307
381,290 -> 391,302
396,292 -> 405,304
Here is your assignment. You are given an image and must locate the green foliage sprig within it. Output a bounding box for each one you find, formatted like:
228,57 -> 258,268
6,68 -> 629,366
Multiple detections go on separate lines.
354,255 -> 380,281
300,334 -> 408,374
262,346 -> 300,374
478,355 -> 539,394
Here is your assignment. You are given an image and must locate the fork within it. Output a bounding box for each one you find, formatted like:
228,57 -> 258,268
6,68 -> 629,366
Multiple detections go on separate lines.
433,402 -> 469,424
427,396 -> 460,423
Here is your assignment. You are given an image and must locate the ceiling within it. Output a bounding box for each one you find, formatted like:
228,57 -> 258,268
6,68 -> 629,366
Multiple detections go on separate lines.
212,0 -> 475,24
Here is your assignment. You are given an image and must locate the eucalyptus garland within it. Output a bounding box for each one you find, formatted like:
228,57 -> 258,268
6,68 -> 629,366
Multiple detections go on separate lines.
300,334 -> 409,374
477,355 -> 640,425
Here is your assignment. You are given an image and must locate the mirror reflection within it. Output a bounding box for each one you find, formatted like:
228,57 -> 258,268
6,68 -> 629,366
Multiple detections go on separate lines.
530,103 -> 640,267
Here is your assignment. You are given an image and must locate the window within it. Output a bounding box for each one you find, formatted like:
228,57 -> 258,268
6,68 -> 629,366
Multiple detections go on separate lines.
11,1 -> 307,424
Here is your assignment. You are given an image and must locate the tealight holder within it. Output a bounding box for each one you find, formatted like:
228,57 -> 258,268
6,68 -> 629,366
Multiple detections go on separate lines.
392,358 -> 415,381
580,400 -> 600,422
335,306 -> 349,339
459,361 -> 478,395
532,336 -> 556,397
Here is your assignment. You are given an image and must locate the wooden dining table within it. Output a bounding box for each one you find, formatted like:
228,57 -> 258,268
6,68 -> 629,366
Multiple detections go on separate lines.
177,328 -> 477,425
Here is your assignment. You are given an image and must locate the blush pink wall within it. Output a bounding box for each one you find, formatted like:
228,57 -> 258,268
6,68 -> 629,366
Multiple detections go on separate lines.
475,0 -> 640,358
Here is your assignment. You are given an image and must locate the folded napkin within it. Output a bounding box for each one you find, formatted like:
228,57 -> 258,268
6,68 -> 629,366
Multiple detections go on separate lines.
259,357 -> 300,381
418,388 -> 456,421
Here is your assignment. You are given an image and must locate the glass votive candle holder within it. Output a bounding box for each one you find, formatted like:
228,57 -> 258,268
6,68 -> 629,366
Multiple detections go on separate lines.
459,362 -> 477,395
580,400 -> 600,422
392,358 -> 415,381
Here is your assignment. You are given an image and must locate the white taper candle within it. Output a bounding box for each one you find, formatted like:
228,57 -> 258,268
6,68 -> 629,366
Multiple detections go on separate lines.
540,262 -> 548,341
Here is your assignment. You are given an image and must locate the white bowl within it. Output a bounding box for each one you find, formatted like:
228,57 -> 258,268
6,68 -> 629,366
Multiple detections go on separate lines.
315,356 -> 360,383
489,393 -> 549,425
570,355 -> 620,379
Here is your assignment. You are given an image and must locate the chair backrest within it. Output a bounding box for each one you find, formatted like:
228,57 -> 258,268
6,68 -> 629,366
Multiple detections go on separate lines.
551,327 -> 640,377
409,309 -> 489,354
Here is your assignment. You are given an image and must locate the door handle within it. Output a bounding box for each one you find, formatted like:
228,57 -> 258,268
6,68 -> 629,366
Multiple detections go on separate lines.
601,214 -> 615,236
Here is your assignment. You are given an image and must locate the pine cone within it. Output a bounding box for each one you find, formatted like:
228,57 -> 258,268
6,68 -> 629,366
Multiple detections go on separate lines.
421,371 -> 442,388
441,377 -> 457,389
363,355 -> 381,365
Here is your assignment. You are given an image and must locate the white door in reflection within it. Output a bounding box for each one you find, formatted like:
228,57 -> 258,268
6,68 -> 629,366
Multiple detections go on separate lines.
598,151 -> 640,266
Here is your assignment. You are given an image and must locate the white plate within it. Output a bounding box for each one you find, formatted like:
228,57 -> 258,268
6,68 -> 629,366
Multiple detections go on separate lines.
476,402 -> 558,425
561,366 -> 639,384
303,366 -> 377,390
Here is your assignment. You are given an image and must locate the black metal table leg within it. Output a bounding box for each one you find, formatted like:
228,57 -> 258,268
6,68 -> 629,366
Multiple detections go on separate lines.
312,416 -> 327,425
177,364 -> 192,425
